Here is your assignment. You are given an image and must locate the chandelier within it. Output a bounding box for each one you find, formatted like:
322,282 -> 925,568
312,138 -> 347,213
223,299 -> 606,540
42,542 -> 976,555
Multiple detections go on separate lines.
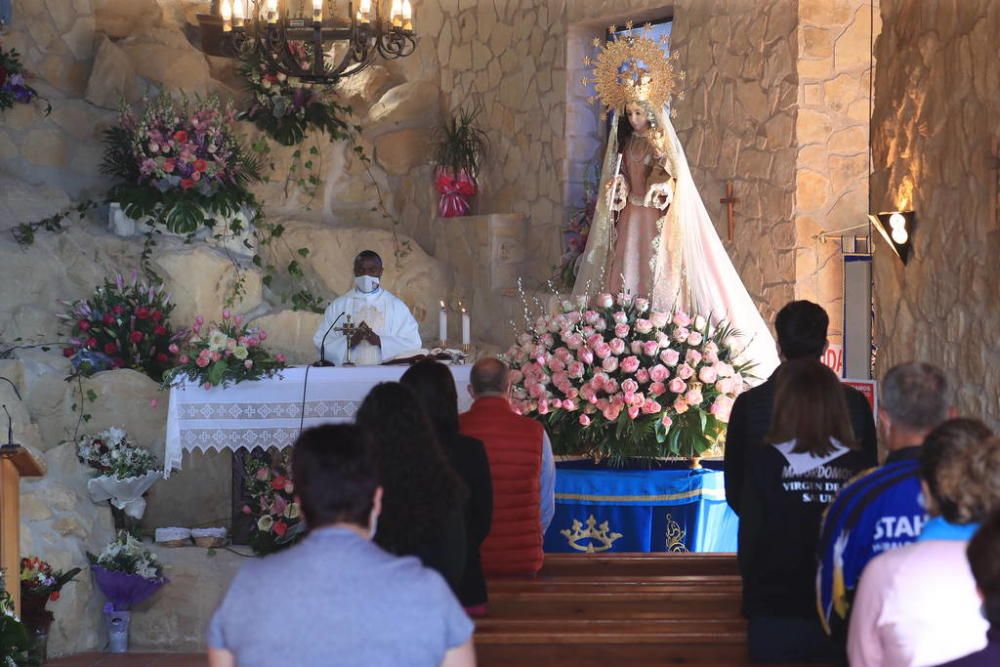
217,0 -> 416,84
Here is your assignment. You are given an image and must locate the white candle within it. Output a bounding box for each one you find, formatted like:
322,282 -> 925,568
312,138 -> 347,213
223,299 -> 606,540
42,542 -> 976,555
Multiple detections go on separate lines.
461,307 -> 470,346
266,0 -> 278,23
220,0 -> 233,31
357,0 -> 372,22
439,301 -> 448,345
390,0 -> 403,27
312,0 -> 322,21
402,0 -> 413,30
233,0 -> 245,27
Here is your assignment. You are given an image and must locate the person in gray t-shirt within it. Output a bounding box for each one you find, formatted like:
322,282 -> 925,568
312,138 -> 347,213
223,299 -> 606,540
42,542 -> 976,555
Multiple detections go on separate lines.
207,425 -> 476,667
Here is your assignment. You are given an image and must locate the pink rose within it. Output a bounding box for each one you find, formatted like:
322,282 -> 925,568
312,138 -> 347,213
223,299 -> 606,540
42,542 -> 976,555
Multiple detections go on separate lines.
603,404 -> 622,421
649,364 -> 669,383
234,315 -> 244,326
673,311 -> 692,327
715,377 -> 734,395
538,399 -> 550,415
244,359 -> 254,369
687,331 -> 704,346
628,392 -> 645,408
594,342 -> 612,359
195,315 -> 205,325
564,399 -> 578,412
661,414 -> 673,429
642,398 -> 662,414
642,340 -> 660,357
602,356 -> 619,373
616,292 -> 633,305
711,395 -> 734,422
596,293 -> 613,308
259,331 -> 268,341
566,333 -> 584,350
635,368 -> 650,384
668,377 -> 687,394
567,387 -> 580,399
196,355 -> 210,368
715,362 -> 734,378
580,385 -> 598,404
613,311 -> 628,325
211,351 -> 222,362
634,298 -> 650,313
686,349 -> 702,366
660,348 -> 681,367
275,354 -> 286,363
568,362 -> 585,378
673,396 -> 689,414
592,372 -> 610,388
179,354 -> 189,364
705,350 -> 720,365
620,355 -> 641,374
649,381 -> 666,397
677,363 -> 694,380
672,327 -> 690,343
604,379 -> 619,394
699,366 -> 719,384
203,382 -> 213,390
587,333 -> 604,349
628,405 -> 641,420
222,309 -> 231,320
614,323 -> 630,338
635,319 -> 653,334
650,311 -> 669,328
621,378 -> 640,395
168,343 -> 180,354
584,310 -> 600,324
609,338 -> 626,356
631,341 -> 644,355
579,414 -> 592,426
685,387 -> 703,406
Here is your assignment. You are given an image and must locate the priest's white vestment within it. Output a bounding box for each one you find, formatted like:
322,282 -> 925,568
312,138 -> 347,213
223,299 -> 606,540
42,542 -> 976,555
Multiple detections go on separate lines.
313,288 -> 422,365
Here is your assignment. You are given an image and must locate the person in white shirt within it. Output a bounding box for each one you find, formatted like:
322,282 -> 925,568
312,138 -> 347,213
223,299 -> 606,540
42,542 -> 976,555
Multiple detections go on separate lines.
313,250 -> 422,366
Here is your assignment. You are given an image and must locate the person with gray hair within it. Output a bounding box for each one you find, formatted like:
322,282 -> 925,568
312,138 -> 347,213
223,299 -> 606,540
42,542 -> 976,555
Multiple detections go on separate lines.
816,362 -> 955,651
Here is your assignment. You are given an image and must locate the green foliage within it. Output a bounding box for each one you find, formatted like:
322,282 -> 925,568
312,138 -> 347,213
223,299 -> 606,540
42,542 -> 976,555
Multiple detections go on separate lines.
433,105 -> 490,178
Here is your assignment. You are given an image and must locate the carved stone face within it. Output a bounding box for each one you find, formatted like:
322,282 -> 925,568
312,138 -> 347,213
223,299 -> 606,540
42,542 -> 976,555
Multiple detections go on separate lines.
626,102 -> 650,133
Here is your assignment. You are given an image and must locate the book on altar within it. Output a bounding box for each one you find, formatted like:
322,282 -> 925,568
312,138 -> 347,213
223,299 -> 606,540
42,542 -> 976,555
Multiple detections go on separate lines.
382,348 -> 466,365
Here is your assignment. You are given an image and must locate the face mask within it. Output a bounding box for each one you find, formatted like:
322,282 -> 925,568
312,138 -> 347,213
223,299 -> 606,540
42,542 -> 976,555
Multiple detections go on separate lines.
354,275 -> 380,293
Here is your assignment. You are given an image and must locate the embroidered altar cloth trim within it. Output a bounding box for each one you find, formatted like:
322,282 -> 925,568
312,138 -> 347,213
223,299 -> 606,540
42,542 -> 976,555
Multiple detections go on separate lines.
164,365 -> 473,477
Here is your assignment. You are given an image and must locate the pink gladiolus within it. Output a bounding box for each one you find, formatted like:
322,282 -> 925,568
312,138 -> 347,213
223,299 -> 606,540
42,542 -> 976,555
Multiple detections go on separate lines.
649,364 -> 669,383
677,363 -> 695,380
642,399 -> 661,415
614,323 -> 630,338
635,368 -> 650,384
673,396 -> 689,414
620,355 -> 640,374
609,338 -> 626,356
621,379 -> 640,395
685,387 -> 704,406
699,366 -> 719,384
628,405 -> 641,420
642,340 -> 660,357
660,348 -> 680,366
579,414 -> 592,426
669,377 -> 687,394
673,311 -> 692,327
649,382 -> 666,397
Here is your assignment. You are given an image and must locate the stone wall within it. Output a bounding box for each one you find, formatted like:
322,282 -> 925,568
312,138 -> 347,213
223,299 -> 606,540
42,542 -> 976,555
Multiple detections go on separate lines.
870,1 -> 1000,426
794,0 -> 877,348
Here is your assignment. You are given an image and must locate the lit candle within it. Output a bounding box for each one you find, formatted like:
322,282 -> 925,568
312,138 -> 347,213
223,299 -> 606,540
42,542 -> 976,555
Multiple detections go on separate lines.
390,0 -> 403,28
312,0 -> 322,22
233,0 -> 245,27
220,0 -> 233,31
266,0 -> 278,23
461,306 -> 470,347
439,300 -> 448,345
357,0 -> 372,23
402,0 -> 413,31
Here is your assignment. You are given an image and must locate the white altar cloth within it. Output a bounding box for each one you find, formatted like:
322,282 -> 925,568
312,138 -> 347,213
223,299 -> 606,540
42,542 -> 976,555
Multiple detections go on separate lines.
164,365 -> 473,476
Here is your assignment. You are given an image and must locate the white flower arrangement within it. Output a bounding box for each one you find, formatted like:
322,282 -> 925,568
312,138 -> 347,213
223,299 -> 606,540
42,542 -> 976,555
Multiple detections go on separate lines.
91,532 -> 164,581
77,427 -> 159,479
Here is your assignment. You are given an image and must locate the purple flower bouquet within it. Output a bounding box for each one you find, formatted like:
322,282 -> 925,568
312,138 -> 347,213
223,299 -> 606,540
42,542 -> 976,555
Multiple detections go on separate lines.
91,566 -> 167,611
88,532 -> 168,611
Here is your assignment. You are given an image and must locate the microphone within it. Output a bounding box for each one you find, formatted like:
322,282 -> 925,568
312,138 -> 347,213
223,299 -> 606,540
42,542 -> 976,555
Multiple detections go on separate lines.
313,311 -> 346,367
2,404 -> 12,446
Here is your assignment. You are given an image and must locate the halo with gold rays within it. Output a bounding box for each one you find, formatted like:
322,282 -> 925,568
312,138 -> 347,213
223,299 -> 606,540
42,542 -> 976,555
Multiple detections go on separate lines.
580,20 -> 684,119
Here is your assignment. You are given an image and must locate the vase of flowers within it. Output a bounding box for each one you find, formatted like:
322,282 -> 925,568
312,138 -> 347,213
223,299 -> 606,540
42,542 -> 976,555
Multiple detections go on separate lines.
59,272 -> 181,381
88,532 -> 168,654
19,557 -> 82,664
242,450 -> 303,555
101,93 -> 261,249
504,292 -> 753,464
0,42 -> 49,116
77,427 -> 161,530
0,572 -> 32,667
163,309 -> 286,389
433,107 -> 489,218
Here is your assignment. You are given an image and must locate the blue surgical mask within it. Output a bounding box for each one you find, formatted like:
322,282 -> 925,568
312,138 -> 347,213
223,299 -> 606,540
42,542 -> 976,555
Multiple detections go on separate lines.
354,275 -> 380,293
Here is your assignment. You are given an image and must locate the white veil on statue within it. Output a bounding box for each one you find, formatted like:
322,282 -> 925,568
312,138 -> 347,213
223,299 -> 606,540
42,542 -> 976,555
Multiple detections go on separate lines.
573,103 -> 780,378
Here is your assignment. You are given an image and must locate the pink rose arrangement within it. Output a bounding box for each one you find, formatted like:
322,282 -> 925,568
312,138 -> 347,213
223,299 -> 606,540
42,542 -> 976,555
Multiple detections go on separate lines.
504,293 -> 753,462
242,450 -> 301,555
163,310 -> 286,389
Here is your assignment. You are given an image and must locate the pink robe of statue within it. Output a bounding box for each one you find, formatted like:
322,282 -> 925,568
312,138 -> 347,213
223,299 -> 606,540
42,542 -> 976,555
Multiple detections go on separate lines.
607,133 -> 671,298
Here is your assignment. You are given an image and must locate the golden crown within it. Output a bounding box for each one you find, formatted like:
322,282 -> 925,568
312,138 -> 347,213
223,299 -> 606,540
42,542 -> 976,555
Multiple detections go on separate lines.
580,20 -> 685,119
560,514 -> 623,553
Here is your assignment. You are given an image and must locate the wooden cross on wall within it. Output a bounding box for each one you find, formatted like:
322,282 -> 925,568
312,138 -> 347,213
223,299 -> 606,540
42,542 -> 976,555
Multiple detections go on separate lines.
720,181 -> 739,242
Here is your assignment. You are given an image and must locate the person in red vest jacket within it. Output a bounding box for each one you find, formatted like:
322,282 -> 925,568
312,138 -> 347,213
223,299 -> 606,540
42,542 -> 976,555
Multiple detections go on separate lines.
459,357 -> 555,576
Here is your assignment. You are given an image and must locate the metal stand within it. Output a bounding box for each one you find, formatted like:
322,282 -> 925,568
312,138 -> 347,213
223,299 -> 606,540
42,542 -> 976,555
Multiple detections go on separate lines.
336,315 -> 359,367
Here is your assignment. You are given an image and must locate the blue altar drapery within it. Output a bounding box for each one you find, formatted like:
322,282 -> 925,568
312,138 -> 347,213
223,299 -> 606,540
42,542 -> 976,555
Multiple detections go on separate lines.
543,460 -> 738,553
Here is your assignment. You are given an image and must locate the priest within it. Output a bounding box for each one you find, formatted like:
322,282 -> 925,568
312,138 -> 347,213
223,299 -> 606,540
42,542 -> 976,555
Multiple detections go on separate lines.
313,250 -> 422,365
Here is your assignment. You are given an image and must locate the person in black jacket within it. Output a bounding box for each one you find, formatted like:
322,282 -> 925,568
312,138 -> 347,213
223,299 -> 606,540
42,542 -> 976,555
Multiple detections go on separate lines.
401,360 -> 493,615
738,359 -> 870,664
724,300 -> 877,516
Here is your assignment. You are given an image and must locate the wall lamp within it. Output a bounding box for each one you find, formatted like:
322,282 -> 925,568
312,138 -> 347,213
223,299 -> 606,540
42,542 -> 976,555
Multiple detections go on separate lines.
868,210 -> 915,264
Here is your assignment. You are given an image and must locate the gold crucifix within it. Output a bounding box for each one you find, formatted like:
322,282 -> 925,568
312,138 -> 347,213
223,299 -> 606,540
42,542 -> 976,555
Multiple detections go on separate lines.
720,181 -> 739,242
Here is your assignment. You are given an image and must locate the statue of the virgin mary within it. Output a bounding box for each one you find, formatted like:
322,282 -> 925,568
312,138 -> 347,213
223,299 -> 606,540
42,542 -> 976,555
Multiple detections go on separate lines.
573,28 -> 779,376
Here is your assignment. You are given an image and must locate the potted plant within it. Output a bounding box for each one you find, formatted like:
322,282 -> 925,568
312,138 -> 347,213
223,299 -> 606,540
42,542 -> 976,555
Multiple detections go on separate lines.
77,427 -> 161,532
88,532 -> 168,654
433,106 -> 489,218
19,557 -> 81,664
0,572 -> 32,667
